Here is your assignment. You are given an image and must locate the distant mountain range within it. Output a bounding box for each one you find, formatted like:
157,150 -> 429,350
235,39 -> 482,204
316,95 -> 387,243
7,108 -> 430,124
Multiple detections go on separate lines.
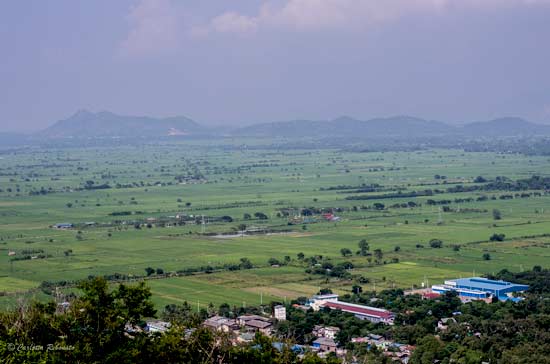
233,116 -> 454,138
38,110 -> 206,138
459,117 -> 550,137
232,116 -> 550,138
8,111 -> 550,144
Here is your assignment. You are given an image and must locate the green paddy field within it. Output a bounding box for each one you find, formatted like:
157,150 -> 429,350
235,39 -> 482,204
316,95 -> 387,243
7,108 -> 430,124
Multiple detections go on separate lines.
1,140 -> 549,309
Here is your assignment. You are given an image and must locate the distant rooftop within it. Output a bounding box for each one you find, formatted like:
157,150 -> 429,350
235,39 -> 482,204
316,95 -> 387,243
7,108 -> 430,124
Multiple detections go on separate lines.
451,277 -> 528,292
246,320 -> 272,329
323,301 -> 393,319
313,337 -> 338,346
311,294 -> 339,300
238,314 -> 269,322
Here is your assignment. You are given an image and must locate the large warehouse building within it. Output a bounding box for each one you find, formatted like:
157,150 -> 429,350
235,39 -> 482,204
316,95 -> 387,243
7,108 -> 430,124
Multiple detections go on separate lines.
308,294 -> 394,325
432,277 -> 529,302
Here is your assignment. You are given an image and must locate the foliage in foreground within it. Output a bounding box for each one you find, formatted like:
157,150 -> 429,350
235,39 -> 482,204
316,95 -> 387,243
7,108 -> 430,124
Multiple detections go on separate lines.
2,268 -> 550,363
0,277 -> 337,364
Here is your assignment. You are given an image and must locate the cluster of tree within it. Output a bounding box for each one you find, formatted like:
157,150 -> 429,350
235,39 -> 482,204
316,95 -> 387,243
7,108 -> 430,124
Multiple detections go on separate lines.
345,189 -> 436,201
390,201 -> 419,209
341,175 -> 549,210
10,253 -> 51,261
267,256 -> 294,267
0,278 -> 339,364
320,183 -> 382,192
448,175 -> 550,193
145,267 -> 165,276
429,239 -> 443,248
278,207 -> 344,217
426,199 -> 452,206
489,233 -> 506,241
19,248 -> 44,255
305,261 -> 355,279
109,211 -> 136,216
489,266 -> 550,294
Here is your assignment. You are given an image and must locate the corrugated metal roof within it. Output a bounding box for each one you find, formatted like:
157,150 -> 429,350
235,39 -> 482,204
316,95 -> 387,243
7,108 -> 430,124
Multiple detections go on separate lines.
453,277 -> 528,291
323,301 -> 393,319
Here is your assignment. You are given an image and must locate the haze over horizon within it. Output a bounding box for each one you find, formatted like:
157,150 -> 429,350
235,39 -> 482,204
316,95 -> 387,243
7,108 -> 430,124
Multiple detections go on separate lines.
2,0 -> 550,132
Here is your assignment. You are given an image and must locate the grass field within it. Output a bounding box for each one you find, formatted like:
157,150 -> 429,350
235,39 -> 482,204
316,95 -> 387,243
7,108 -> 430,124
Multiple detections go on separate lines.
1,141 -> 549,309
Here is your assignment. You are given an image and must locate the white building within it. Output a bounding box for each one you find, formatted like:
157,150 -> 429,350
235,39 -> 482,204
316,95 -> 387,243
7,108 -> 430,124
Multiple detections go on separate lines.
313,325 -> 340,339
308,294 -> 394,325
274,305 -> 286,321
146,320 -> 171,333
308,294 -> 340,311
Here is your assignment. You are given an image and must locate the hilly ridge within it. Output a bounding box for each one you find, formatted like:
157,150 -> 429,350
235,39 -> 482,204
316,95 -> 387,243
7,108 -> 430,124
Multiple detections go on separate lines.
34,111 -> 550,140
40,110 -> 206,138
460,117 -> 550,137
232,116 -> 550,138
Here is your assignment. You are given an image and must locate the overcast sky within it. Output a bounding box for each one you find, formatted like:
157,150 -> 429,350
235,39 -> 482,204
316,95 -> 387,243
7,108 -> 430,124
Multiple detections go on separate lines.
2,0 -> 550,132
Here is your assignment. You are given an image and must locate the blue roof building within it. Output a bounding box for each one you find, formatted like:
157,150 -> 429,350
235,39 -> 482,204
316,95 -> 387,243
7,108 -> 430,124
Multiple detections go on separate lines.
432,285 -> 490,300
272,342 -> 305,354
432,277 -> 528,302
452,277 -> 528,296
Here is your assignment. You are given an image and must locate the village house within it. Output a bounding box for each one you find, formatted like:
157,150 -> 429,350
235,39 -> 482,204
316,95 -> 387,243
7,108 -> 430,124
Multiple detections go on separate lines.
237,314 -> 273,335
312,337 -> 338,353
203,315 -> 240,332
145,320 -> 171,334
273,305 -> 286,321
352,334 -> 414,363
312,325 -> 340,339
244,319 -> 272,335
383,346 -> 414,364
237,314 -> 269,326
352,334 -> 387,348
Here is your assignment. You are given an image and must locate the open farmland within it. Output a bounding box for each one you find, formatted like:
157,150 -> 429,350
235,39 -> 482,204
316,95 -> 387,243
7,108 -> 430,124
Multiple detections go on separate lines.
1,140 -> 550,309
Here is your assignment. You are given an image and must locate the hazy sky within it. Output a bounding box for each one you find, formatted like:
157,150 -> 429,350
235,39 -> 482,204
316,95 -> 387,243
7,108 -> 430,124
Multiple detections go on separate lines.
2,0 -> 550,132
